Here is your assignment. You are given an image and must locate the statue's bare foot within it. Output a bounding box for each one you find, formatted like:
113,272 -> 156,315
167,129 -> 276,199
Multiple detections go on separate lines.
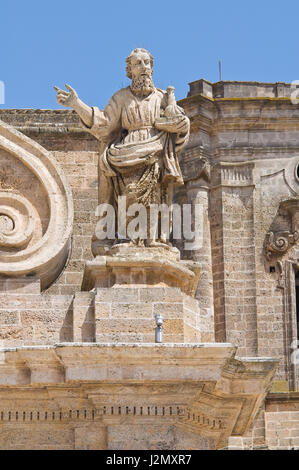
113,238 -> 131,247
146,239 -> 170,249
159,234 -> 168,245
147,240 -> 159,247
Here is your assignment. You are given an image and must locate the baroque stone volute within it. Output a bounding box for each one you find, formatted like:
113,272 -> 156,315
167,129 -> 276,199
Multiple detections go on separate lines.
265,197 -> 299,260
0,119 -> 73,290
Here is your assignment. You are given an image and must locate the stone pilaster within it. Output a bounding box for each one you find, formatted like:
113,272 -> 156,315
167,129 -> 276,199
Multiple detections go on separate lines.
185,179 -> 215,342
210,162 -> 258,356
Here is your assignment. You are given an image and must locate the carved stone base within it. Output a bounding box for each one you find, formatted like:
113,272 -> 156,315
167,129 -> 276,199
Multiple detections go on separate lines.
81,245 -> 200,296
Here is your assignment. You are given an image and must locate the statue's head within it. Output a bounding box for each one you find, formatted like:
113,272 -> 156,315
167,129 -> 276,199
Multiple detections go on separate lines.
126,48 -> 154,96
126,48 -> 154,79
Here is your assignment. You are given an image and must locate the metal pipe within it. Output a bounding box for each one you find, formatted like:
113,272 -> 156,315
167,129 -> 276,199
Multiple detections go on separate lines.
155,314 -> 163,343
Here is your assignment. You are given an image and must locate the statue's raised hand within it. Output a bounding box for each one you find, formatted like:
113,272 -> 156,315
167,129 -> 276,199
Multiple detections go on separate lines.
54,84 -> 78,108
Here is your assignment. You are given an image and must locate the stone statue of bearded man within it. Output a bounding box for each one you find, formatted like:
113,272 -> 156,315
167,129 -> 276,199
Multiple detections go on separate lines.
54,48 -> 190,253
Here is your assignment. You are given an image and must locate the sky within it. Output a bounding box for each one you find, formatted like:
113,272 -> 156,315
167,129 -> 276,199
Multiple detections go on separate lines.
1,0 -> 299,109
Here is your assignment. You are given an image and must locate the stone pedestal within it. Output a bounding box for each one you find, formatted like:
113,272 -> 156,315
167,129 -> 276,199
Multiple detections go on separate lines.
92,286 -> 214,343
77,245 -> 214,343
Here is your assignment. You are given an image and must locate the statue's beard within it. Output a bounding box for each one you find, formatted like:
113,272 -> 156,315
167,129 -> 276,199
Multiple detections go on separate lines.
130,75 -> 154,96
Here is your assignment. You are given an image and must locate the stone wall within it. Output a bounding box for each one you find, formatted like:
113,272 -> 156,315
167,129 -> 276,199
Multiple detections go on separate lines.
265,394 -> 299,449
0,277 -> 72,346
46,149 -> 98,295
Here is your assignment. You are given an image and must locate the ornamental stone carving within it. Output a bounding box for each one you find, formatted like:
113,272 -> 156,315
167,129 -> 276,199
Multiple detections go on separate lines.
265,230 -> 299,260
0,119 -> 73,290
265,197 -> 299,260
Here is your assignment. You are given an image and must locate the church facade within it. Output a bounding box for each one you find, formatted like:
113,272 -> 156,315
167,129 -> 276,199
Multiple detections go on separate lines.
0,79 -> 298,450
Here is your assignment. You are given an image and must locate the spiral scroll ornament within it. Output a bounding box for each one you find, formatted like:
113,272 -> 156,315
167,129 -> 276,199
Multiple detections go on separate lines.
0,193 -> 35,248
265,230 -> 299,260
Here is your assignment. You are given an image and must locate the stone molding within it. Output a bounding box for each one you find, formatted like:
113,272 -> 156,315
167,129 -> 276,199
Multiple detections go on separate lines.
187,79 -> 297,100
0,343 -> 278,448
180,146 -> 211,184
213,161 -> 255,188
82,246 -> 201,297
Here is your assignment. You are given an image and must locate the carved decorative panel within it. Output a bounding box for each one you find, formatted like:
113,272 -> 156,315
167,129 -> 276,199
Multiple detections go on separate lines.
0,119 -> 73,289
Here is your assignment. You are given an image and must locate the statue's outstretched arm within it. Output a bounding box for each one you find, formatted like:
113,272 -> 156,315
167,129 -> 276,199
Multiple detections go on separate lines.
54,84 -> 121,139
54,84 -> 93,128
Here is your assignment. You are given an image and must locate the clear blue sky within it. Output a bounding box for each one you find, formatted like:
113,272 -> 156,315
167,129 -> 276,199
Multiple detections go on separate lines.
1,0 -> 299,109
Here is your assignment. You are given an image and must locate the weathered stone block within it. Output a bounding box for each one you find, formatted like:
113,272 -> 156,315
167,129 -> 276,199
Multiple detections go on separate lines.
110,302 -> 153,319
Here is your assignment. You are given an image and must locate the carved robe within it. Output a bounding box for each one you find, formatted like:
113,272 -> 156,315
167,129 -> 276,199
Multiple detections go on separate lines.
81,86 -> 188,205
